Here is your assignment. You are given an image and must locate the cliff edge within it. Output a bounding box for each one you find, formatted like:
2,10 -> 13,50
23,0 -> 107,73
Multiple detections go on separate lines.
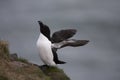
0,40 -> 70,80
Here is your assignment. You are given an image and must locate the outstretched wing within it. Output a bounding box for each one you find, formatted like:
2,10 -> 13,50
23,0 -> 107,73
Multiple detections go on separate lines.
51,29 -> 77,43
52,39 -> 89,49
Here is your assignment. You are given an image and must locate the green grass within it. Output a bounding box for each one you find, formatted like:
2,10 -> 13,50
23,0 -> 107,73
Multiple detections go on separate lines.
46,67 -> 63,72
16,57 -> 28,63
42,67 -> 70,80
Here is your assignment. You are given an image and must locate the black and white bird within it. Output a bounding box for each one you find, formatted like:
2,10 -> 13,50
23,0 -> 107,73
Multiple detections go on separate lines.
36,21 -> 89,66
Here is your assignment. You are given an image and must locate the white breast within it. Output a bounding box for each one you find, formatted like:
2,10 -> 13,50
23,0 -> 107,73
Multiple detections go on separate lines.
36,33 -> 56,66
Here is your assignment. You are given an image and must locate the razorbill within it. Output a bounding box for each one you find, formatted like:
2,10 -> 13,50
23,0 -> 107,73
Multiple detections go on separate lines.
37,21 -> 89,66
36,21 -> 56,66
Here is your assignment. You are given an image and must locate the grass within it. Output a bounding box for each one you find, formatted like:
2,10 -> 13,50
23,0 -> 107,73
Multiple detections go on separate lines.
16,57 -> 28,63
42,67 -> 70,80
0,40 -> 10,60
45,66 -> 63,73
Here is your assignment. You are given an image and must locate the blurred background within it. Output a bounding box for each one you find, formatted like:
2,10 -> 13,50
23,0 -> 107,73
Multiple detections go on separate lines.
0,0 -> 120,80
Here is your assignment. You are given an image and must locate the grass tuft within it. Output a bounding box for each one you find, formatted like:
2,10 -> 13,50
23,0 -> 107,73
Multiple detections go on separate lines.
0,40 -> 10,60
16,57 -> 28,63
41,66 -> 70,80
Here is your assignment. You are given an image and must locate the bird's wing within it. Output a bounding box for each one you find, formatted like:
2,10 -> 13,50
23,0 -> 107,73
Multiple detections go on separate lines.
51,29 -> 77,43
52,39 -> 89,49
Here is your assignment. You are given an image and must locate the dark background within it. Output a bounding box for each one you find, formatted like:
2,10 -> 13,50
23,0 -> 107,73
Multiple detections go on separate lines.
0,0 -> 120,80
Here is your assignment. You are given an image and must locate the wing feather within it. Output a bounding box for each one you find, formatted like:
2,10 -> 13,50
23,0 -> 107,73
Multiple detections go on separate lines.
52,39 -> 89,49
51,29 -> 77,43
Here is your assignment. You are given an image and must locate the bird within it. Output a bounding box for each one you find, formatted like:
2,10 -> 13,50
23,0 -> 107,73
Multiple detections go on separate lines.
36,21 -> 57,66
36,21 -> 89,66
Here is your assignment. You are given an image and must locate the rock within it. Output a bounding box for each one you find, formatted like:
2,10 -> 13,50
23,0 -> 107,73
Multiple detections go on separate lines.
10,53 -> 18,61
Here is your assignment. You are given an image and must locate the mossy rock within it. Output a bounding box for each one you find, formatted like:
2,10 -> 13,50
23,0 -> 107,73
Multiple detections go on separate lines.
40,66 -> 70,80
